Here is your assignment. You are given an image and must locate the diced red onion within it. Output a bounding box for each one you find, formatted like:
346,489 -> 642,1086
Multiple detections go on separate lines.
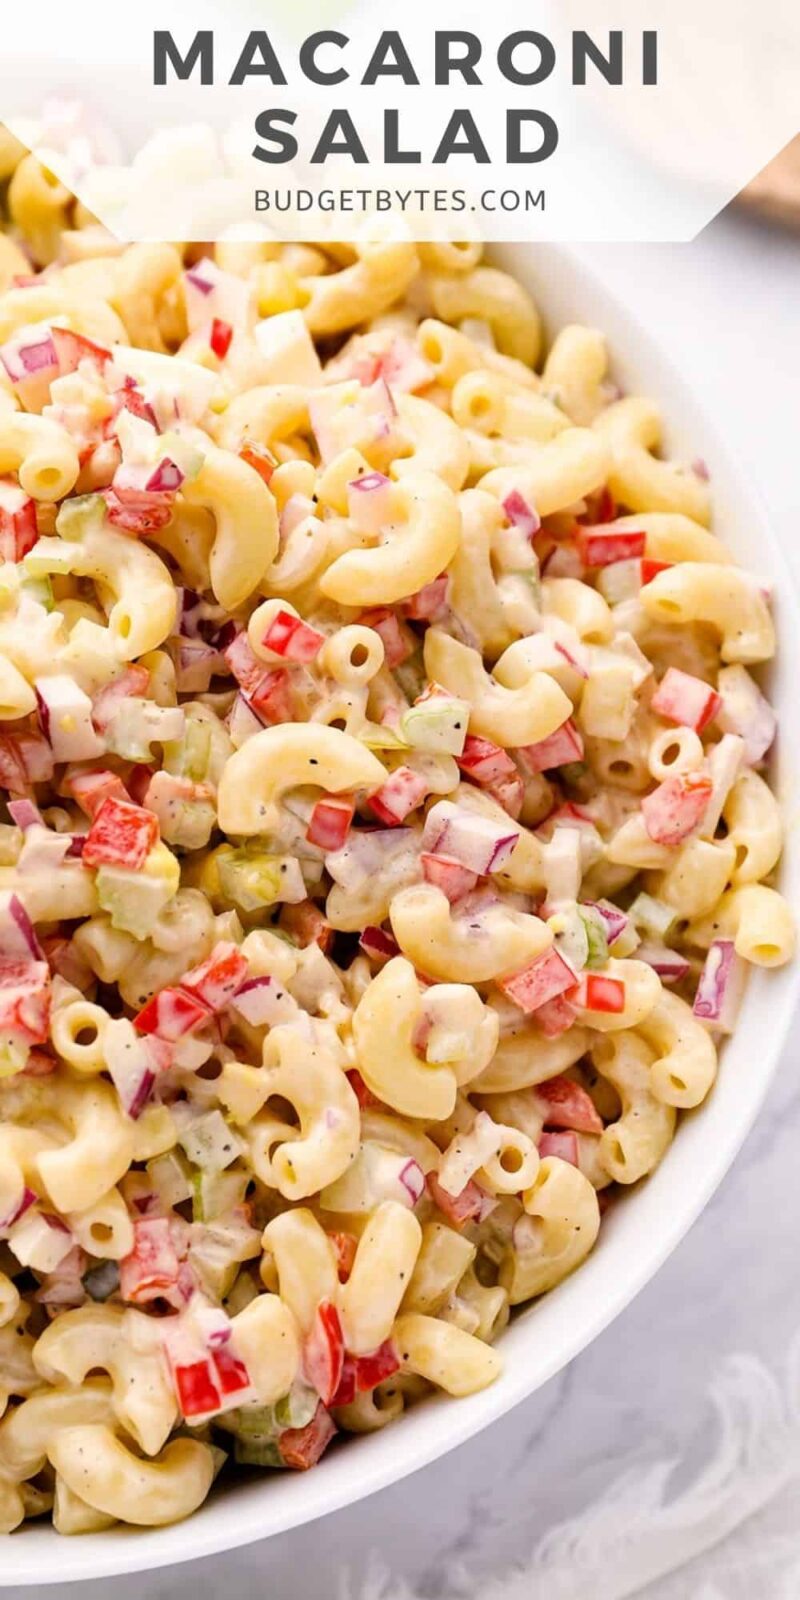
184,261 -> 216,296
17,827 -> 73,874
0,331 -> 57,382
326,828 -> 416,892
230,975 -> 291,1027
692,939 -> 746,1032
502,490 -> 540,539
7,800 -> 44,832
423,802 -> 519,876
0,1186 -> 37,1231
145,458 -> 184,493
358,926 -> 400,961
581,899 -> 629,947
635,943 -> 690,981
347,471 -> 392,535
398,1158 -> 425,1206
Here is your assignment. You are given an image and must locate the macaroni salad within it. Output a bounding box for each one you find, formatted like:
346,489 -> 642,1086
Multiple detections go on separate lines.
0,147 -> 793,1537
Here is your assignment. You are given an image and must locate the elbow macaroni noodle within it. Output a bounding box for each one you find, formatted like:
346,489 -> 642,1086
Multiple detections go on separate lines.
0,198 -> 790,1535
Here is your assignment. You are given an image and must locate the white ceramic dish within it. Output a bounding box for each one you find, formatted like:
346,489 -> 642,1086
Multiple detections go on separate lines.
4,242 -> 798,1586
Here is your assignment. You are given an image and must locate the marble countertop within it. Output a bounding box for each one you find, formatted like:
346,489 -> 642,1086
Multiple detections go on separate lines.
14,208 -> 800,1600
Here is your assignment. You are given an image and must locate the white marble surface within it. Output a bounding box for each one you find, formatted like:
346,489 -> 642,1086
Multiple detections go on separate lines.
15,208 -> 800,1600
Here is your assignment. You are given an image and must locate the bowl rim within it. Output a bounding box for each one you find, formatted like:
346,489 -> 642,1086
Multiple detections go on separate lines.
5,241 -> 799,1586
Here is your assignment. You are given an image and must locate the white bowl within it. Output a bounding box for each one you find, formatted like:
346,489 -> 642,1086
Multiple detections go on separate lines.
6,244 -> 799,1586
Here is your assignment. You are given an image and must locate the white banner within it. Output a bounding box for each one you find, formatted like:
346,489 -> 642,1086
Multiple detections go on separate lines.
2,0 -> 798,242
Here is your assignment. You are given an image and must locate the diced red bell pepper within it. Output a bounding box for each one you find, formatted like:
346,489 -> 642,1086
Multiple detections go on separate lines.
329,1355 -> 357,1408
650,667 -> 722,734
641,558 -> 673,586
328,1231 -> 358,1283
249,668 -> 293,725
331,1339 -> 400,1406
517,719 -> 584,774
280,900 -> 333,953
173,1359 -> 222,1421
66,768 -> 129,818
585,486 -> 618,524
306,797 -> 354,851
82,795 -> 159,870
426,1172 -> 484,1227
119,1217 -> 182,1306
224,633 -> 268,696
238,441 -> 277,485
262,609 -> 325,663
353,1339 -> 400,1392
421,852 -> 479,903
577,525 -> 646,567
641,770 -> 712,846
566,973 -> 626,1013
50,326 -> 111,376
345,1068 -> 384,1109
104,487 -> 174,534
538,1130 -> 580,1166
0,959 -> 51,1044
456,734 -> 518,788
369,767 -> 428,825
225,634 -> 295,724
212,1342 -> 252,1398
485,770 -> 525,820
0,477 -> 38,562
279,1403 -> 337,1470
209,318 -> 233,360
401,574 -> 449,621
497,947 -> 577,1015
535,1074 -> 604,1134
357,608 -> 413,668
180,943 -> 249,1012
91,665 -> 150,732
303,1301 -> 345,1406
533,994 -> 578,1038
127,763 -> 155,806
134,985 -> 211,1042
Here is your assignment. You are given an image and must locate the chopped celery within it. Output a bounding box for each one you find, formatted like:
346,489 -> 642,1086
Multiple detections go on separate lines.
164,706 -> 233,786
217,845 -> 304,913
96,842 -> 180,938
157,431 -> 206,482
358,722 -> 408,752
192,1166 -> 249,1223
179,1111 -> 244,1171
578,906 -> 609,969
228,1404 -> 278,1438
180,719 -> 212,783
147,1148 -> 194,1208
23,535 -> 76,578
20,575 -> 54,611
0,1035 -> 28,1078
234,1436 -> 284,1468
273,1382 -> 319,1430
629,892 -> 677,940
400,696 -> 469,756
54,494 -> 106,542
552,905 -> 589,973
